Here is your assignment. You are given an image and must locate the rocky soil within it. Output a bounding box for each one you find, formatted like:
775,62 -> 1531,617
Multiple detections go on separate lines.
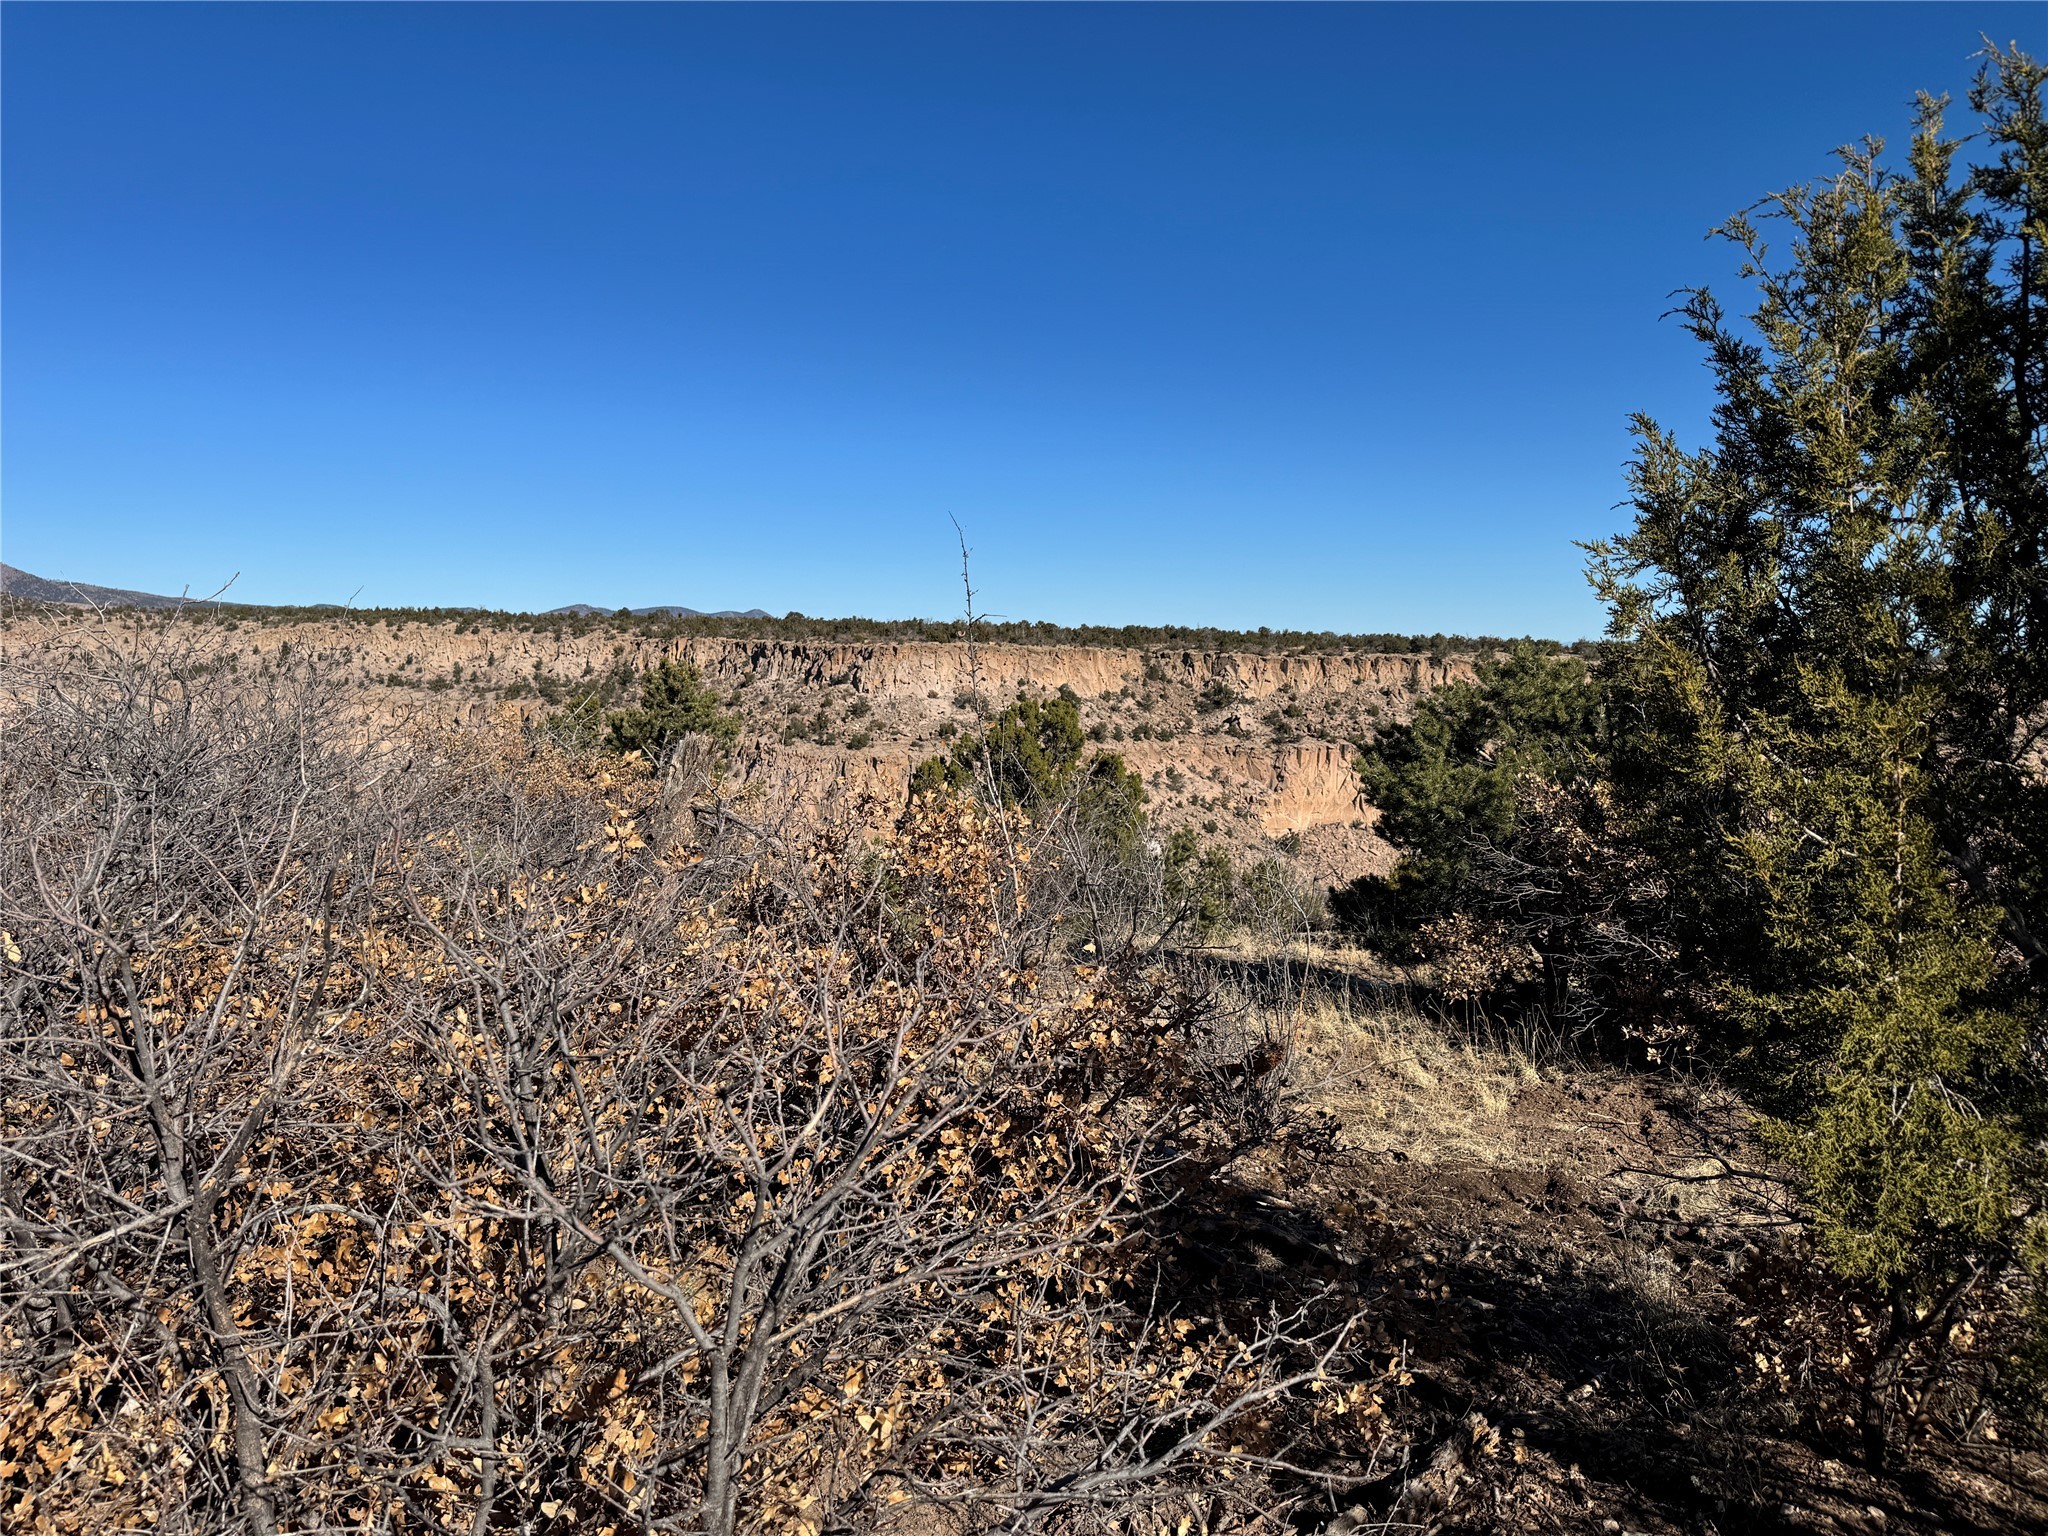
1187,966 -> 2048,1536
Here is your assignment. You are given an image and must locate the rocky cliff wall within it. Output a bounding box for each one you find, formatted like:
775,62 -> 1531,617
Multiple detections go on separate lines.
670,637 -> 1460,701
726,738 -> 1370,839
5,614 -> 1469,885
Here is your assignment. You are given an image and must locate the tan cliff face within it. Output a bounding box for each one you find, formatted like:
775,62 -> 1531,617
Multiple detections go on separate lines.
2,614 -> 1474,888
667,637 -> 1460,703
726,738 -> 1370,837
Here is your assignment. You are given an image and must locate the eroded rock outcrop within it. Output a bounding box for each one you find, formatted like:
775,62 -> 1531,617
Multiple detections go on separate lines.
5,614 -> 1472,886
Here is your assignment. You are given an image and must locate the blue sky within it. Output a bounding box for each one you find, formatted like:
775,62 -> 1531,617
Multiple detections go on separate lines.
4,4 -> 2040,637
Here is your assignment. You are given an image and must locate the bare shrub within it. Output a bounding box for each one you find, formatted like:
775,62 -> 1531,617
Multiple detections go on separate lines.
1,623 -> 1385,1536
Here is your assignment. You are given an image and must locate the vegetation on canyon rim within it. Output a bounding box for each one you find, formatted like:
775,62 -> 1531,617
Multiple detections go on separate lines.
1,39 -> 2044,1536
1350,42 -> 2047,1472
109,606 -> 1588,662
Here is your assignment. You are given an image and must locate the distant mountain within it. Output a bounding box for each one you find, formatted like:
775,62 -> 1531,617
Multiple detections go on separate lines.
0,563 -> 212,609
546,602 -> 775,620
1,565 -> 775,620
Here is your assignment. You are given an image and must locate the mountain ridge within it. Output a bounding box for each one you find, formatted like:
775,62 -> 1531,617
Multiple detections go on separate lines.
0,563 -> 219,610
0,565 -> 770,620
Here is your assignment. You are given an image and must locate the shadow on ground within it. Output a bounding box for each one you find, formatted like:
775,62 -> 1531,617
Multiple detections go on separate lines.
1141,1034 -> 2048,1536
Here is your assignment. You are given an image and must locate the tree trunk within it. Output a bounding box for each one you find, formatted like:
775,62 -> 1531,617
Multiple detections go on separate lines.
1860,1284 -> 1917,1473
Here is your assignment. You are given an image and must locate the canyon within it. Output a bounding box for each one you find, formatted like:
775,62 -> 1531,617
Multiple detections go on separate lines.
2,610 -> 1477,890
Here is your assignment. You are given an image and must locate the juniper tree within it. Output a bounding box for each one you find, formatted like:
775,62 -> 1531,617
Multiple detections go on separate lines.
1347,641 -> 1605,939
607,657 -> 740,763
1589,43 -> 2047,1467
912,692 -> 1147,861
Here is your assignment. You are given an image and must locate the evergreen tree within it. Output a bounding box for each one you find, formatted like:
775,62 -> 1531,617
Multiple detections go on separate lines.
913,693 -> 1146,860
913,693 -> 1086,807
1346,641 -> 1605,940
1351,643 -> 1605,921
1337,641 -> 1688,1037
1588,45 -> 2046,1467
607,659 -> 740,764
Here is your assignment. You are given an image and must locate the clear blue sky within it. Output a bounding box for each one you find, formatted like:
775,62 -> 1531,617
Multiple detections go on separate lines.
4,4 -> 2040,637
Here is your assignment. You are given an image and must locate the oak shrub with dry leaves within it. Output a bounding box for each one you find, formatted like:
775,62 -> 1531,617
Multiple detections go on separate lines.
0,622 -> 1387,1536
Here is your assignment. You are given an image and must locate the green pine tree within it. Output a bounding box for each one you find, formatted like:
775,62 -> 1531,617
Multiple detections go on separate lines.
1347,640 -> 1605,939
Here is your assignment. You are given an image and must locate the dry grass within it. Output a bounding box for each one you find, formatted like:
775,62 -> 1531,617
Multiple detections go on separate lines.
1284,996 -> 1549,1167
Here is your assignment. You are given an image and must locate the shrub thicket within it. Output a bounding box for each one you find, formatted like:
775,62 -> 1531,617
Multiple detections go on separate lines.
0,622 -> 1381,1536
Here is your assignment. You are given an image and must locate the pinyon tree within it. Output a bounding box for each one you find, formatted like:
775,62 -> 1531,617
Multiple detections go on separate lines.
913,692 -> 1148,864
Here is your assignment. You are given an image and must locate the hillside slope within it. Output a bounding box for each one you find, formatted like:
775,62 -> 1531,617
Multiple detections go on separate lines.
0,563 -> 208,609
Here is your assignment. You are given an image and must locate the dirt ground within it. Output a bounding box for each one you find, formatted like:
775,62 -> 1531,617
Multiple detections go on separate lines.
1174,969 -> 2048,1536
